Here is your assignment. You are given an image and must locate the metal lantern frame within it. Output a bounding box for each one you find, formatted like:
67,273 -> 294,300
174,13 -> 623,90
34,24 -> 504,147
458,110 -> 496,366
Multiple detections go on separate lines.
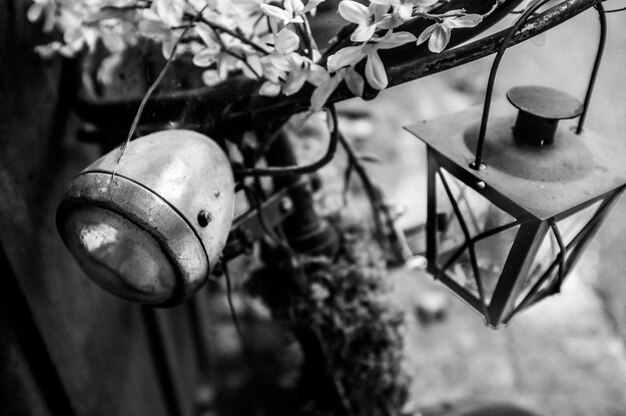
407,1 -> 626,327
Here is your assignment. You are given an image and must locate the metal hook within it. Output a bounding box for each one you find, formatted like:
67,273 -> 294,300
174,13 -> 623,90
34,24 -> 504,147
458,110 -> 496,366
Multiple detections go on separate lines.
470,0 -> 607,170
577,2 -> 607,134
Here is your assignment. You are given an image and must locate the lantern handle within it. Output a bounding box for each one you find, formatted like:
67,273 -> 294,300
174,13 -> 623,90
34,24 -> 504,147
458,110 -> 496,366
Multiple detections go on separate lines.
470,0 -> 607,170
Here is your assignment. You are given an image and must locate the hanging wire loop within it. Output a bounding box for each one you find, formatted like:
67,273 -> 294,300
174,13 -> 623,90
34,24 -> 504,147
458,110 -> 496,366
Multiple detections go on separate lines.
471,0 -> 607,169
576,2 -> 607,134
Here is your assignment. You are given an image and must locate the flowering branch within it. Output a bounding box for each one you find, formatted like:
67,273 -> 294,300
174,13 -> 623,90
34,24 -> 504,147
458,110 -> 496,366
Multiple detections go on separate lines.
27,0 -> 503,112
194,15 -> 271,55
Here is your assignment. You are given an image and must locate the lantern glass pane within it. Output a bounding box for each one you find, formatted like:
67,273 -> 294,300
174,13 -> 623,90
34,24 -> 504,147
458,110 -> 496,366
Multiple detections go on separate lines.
446,248 -> 479,298
556,200 -> 602,246
474,225 -> 520,302
437,169 -> 516,238
511,200 -> 602,309
508,228 -> 560,312
435,168 -> 518,302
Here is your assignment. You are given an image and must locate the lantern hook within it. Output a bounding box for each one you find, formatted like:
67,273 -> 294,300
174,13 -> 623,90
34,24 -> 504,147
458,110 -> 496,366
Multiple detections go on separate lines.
470,0 -> 607,170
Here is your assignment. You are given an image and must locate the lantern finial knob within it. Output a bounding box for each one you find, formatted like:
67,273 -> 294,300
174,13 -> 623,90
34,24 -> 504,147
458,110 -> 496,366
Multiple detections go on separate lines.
507,86 -> 583,147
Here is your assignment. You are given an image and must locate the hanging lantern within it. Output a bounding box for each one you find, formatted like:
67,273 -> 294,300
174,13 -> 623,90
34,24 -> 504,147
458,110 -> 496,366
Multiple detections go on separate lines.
405,3 -> 626,327
57,130 -> 235,306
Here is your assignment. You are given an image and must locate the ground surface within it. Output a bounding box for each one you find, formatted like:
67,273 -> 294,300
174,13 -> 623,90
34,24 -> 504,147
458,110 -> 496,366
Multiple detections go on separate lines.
314,7 -> 626,416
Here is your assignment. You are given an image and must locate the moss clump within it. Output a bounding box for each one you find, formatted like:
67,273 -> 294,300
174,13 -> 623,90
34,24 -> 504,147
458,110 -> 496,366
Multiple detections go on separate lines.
249,222 -> 409,416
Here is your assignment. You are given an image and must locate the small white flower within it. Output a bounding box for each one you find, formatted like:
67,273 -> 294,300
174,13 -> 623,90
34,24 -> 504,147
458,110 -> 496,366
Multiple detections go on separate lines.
151,0 -> 186,28
260,0 -> 320,26
326,31 -> 416,89
338,1 -> 388,42
274,28 -> 300,55
282,54 -> 329,95
259,52 -> 291,83
416,11 -> 482,53
364,32 -> 417,89
369,0 -> 439,21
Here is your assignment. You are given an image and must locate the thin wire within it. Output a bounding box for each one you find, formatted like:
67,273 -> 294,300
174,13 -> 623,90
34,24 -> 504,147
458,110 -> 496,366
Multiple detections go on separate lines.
604,6 -> 626,13
113,6 -> 208,175
337,131 -> 387,247
222,261 -> 258,374
576,2 -> 607,134
234,105 -> 338,177
472,0 -> 552,169
236,183 -> 292,251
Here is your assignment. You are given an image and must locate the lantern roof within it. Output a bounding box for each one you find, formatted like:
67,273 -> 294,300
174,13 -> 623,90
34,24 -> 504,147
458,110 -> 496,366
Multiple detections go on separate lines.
405,104 -> 626,221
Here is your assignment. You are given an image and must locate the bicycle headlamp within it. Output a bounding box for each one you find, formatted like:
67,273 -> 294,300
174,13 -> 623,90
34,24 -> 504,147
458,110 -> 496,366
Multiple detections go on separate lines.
57,130 -> 235,306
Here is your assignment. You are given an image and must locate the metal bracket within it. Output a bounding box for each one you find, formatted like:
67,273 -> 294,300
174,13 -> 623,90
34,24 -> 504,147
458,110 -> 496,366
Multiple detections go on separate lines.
221,188 -> 294,260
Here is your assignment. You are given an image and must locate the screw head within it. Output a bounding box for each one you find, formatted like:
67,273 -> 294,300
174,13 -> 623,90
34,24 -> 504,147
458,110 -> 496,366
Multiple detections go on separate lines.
197,210 -> 212,227
476,181 -> 486,189
469,162 -> 487,171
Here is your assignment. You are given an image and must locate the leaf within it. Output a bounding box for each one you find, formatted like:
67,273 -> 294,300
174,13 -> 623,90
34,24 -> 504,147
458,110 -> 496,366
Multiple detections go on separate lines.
364,48 -> 387,90
350,23 -> 377,43
415,0 -> 439,7
283,68 -> 308,96
415,24 -> 436,46
327,45 -> 365,73
308,64 -> 331,87
153,0 -> 185,27
138,19 -> 169,38
285,0 -> 305,15
375,31 -> 418,50
310,74 -> 343,111
344,68 -> 364,97
338,0 -> 370,24
259,80 -> 282,96
195,22 -> 220,49
446,14 -> 483,29
193,47 -> 219,67
275,28 -> 300,54
260,3 -> 290,22
428,25 -> 450,53
301,0 -> 325,15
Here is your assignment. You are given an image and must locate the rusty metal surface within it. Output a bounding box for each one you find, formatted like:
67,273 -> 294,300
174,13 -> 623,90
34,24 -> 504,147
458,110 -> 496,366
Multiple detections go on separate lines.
58,130 -> 236,305
83,130 -> 235,270
405,103 -> 626,221
507,86 -> 583,120
58,171 -> 208,305
222,188 -> 294,260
